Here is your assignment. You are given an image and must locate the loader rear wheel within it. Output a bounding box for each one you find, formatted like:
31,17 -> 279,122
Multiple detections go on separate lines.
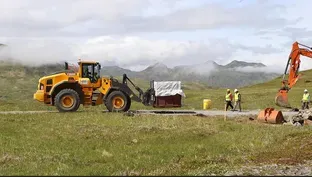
106,90 -> 130,112
55,89 -> 80,112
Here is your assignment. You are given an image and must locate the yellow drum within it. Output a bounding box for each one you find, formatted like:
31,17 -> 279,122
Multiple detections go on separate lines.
203,99 -> 211,109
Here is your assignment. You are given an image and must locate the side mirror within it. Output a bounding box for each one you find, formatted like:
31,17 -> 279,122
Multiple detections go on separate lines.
65,62 -> 69,70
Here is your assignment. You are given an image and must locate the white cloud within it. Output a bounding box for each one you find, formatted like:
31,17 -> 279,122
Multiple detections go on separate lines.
0,36 -> 282,70
0,0 -> 312,73
0,38 -> 77,66
0,0 -> 297,37
234,66 -> 284,74
76,35 -> 282,70
0,0 -> 150,37
75,36 -> 238,69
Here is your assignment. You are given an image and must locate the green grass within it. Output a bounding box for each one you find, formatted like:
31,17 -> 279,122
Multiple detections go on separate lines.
1,63 -> 312,175
1,112 -> 312,176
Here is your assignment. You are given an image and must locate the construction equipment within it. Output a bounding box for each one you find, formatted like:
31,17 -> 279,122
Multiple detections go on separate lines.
33,60 -> 155,112
257,107 -> 285,124
275,41 -> 312,108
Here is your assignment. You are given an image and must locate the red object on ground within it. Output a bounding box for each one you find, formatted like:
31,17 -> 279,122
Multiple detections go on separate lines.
257,108 -> 285,124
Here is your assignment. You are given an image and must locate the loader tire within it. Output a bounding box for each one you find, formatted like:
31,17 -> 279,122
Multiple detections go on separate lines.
124,95 -> 131,112
55,89 -> 80,112
106,90 -> 130,112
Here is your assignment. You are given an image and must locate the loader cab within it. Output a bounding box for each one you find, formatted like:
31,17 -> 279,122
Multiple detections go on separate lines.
79,61 -> 101,83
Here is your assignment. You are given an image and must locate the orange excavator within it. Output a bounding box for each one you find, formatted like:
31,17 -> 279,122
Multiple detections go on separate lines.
257,41 -> 312,124
275,41 -> 312,108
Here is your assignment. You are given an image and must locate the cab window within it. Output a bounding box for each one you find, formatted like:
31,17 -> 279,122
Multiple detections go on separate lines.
82,63 -> 100,83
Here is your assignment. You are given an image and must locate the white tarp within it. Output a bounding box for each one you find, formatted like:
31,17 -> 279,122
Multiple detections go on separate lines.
153,81 -> 186,97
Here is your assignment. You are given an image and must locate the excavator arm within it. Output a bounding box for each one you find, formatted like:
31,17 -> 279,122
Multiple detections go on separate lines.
275,41 -> 312,108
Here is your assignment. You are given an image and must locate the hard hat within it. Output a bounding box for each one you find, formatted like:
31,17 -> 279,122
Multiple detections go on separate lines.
304,89 -> 308,92
227,89 -> 230,92
234,89 -> 238,92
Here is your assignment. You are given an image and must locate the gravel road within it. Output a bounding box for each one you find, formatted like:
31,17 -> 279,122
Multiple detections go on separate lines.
0,109 -> 299,118
221,160 -> 312,176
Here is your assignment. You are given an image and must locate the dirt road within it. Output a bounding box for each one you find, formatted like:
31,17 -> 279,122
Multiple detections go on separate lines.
0,109 -> 299,118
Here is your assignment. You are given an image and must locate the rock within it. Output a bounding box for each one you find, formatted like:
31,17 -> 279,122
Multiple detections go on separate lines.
283,122 -> 293,126
251,169 -> 260,175
293,122 -> 303,126
224,171 -> 236,176
124,111 -> 135,117
297,167 -> 311,175
290,109 -> 312,125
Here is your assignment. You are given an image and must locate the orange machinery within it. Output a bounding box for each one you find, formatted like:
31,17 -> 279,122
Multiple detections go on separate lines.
275,41 -> 312,108
258,41 -> 312,123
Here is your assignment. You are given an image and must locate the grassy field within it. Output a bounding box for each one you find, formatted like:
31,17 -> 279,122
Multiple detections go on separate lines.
1,112 -> 312,176
1,64 -> 312,111
1,63 -> 312,175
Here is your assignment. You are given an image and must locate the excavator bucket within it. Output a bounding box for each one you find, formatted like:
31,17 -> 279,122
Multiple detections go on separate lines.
257,108 -> 285,124
275,90 -> 291,108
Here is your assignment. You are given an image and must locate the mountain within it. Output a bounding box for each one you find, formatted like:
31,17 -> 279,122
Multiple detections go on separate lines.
0,59 -> 280,88
224,60 -> 265,68
101,60 -> 280,88
101,65 -> 137,77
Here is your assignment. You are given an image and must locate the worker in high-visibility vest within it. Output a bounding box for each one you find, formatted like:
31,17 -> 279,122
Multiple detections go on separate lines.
302,89 -> 310,110
225,89 -> 233,111
233,89 -> 242,112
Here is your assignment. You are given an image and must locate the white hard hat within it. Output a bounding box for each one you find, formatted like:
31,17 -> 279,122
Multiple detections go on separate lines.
304,89 -> 308,92
234,89 -> 238,92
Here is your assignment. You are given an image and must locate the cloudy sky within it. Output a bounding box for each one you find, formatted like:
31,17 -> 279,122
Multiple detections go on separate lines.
1,0 -> 312,72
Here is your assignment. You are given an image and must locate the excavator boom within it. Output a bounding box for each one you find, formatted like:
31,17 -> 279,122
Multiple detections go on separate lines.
275,41 -> 312,108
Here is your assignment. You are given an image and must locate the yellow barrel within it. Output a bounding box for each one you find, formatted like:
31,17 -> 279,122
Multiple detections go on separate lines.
203,99 -> 212,109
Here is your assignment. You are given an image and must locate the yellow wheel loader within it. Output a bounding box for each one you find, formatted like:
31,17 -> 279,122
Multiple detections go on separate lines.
33,60 -> 154,112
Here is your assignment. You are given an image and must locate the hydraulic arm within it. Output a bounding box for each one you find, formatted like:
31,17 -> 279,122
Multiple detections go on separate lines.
275,41 -> 312,108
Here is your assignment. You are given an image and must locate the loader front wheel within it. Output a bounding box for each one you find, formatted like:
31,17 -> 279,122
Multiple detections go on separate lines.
106,90 -> 130,112
55,89 -> 80,112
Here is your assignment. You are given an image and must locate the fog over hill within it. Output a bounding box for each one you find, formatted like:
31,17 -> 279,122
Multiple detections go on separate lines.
0,42 -> 281,88
101,60 -> 281,88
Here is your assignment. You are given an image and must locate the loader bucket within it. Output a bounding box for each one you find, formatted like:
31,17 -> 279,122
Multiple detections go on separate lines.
275,90 -> 291,108
257,108 -> 285,124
